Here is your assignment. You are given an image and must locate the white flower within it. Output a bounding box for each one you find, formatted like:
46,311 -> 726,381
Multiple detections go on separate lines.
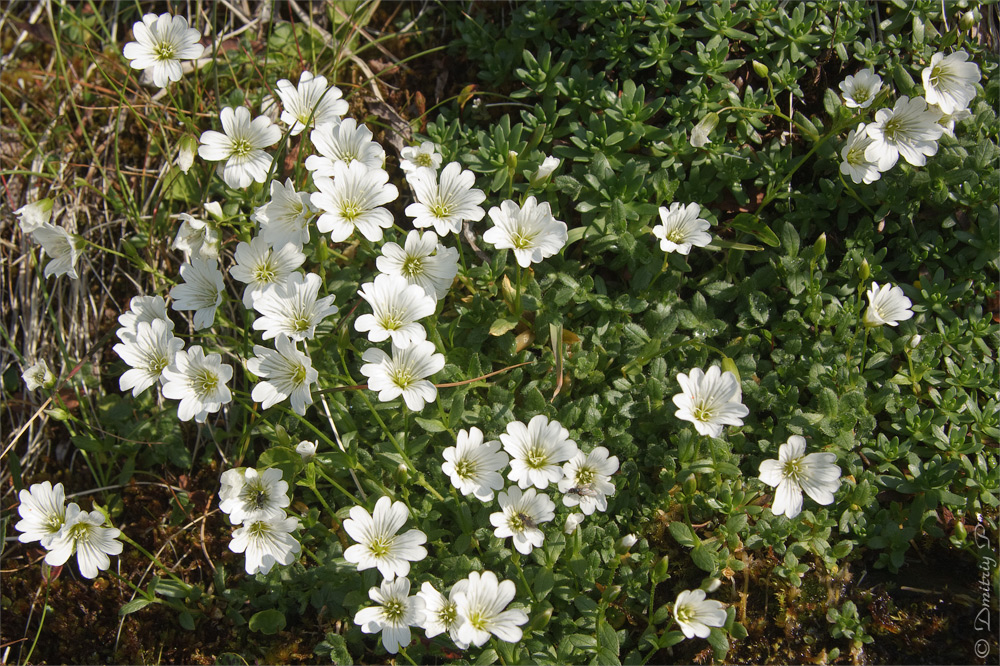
252,178 -> 315,248
360,340 -> 445,411
405,163 -> 487,236
15,481 -> 66,548
229,514 -> 301,575
122,13 -> 204,88
651,202 -> 712,255
863,281 -> 914,327
399,141 -> 442,173
355,577 -> 425,654
160,345 -> 233,422
673,589 -> 728,639
15,198 -> 53,234
169,259 -> 224,330
530,156 -> 561,187
618,534 -> 638,551
218,467 -> 290,525
929,106 -> 972,139
483,197 -> 568,268
442,427 -> 509,502
758,435 -> 842,519
172,212 -> 220,260
689,112 -> 719,148
417,581 -> 468,647
355,274 -> 436,348
500,415 -> 580,490
922,50 -> 981,115
490,486 -> 555,554
246,334 -> 319,415
251,272 -> 339,341
453,571 -> 528,647
174,135 -> 198,173
376,230 -> 459,301
557,446 -> 619,515
22,359 -> 55,391
230,238 -> 306,308
839,123 -> 882,185
311,162 -> 398,243
306,118 -> 386,176
113,319 -> 184,396
296,440 -> 317,459
839,69 -> 882,109
44,503 -> 123,579
864,96 -> 944,170
31,223 -> 84,279
672,366 -> 749,438
343,496 -> 427,580
275,70 -> 348,136
564,512 -> 586,534
117,295 -> 173,340
198,106 -> 282,189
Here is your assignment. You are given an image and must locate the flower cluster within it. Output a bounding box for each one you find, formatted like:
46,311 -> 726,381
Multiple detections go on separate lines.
14,482 -> 123,579
219,467 -> 300,574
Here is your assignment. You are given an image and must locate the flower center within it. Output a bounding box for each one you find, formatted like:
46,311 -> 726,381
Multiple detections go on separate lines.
693,401 -> 715,423
154,42 -> 177,62
430,202 -> 453,219
416,153 -> 434,167
882,117 -> 902,142
853,87 -> 870,103
249,488 -> 268,510
467,610 -> 488,631
383,599 -> 405,624
676,605 -> 693,624
68,521 -> 93,544
525,445 -> 549,469
454,458 -> 478,480
782,459 -> 803,482
340,200 -> 362,221
248,521 -> 270,539
390,368 -> 415,389
253,258 -> 277,284
151,355 -> 169,375
291,363 -> 308,385
369,536 -> 393,558
511,228 -> 537,250
401,256 -> 424,278
576,467 -> 596,485
291,310 -> 312,333
230,137 -> 254,158
666,227 -> 686,243
438,603 -> 458,627
45,515 -> 65,533
194,369 -> 219,396
847,145 -> 867,166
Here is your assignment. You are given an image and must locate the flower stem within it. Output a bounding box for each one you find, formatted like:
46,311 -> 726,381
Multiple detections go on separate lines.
511,551 -> 537,603
118,533 -> 193,592
514,262 -> 524,319
313,465 -> 362,506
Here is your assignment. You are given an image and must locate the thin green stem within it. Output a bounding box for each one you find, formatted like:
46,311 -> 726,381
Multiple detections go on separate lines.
511,551 -> 537,603
22,579 -> 50,665
314,465 -> 363,506
118,533 -> 192,592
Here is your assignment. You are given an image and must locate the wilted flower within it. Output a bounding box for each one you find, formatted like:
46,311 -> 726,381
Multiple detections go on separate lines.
22,359 -> 55,391
758,435 -> 842,519
172,211 -> 220,260
174,135 -> 198,173
689,112 -> 719,148
31,223 -> 84,279
169,259 -> 224,330
839,69 -> 882,109
15,198 -> 53,234
672,366 -> 749,438
122,13 -> 204,88
863,281 -> 914,327
922,50 -> 981,115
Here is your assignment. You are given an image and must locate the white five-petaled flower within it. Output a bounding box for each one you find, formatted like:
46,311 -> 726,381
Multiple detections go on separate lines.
251,272 -> 339,341
311,162 -> 398,242
355,274 -> 436,348
864,96 -> 944,170
22,359 -> 55,391
173,211 -> 220,260
160,345 -> 233,423
922,50 -> 981,115
306,117 -> 386,175
31,223 -> 84,279
442,427 -> 509,502
863,281 -> 914,327
229,514 -> 301,575
122,13 -> 204,88
275,70 -> 348,136
490,486 -> 555,554
117,295 -> 173,340
355,577 -> 426,654
758,435 -> 842,519
360,340 -> 445,411
252,178 -> 315,248
673,589 -> 728,639
44,503 -> 123,579
376,230 -> 459,301
343,496 -> 428,580
651,202 -> 712,255
113,319 -> 184,396
672,366 -> 749,438
15,481 -> 66,548
218,467 -> 291,525
230,238 -> 306,308
839,69 -> 882,109
417,581 -> 468,647
557,446 -> 619,515
198,106 -> 282,189
839,123 -> 882,185
500,415 -> 580,490
399,141 -> 442,173
15,198 -> 53,234
405,162 -> 487,236
246,334 -> 318,415
483,196 -> 568,268
169,258 -> 224,330
453,570 -> 529,647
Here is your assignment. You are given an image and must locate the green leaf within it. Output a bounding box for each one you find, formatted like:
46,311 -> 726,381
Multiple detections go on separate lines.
691,544 -> 717,572
658,630 -> 686,648
730,213 -> 780,247
249,609 -> 286,635
178,610 -> 195,631
490,316 -> 519,336
598,619 -> 620,655
474,648 -> 499,665
119,598 -> 156,616
669,522 -> 698,548
414,417 -> 446,433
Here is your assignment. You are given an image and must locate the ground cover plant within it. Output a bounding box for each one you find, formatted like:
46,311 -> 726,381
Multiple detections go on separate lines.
1,1 -> 998,664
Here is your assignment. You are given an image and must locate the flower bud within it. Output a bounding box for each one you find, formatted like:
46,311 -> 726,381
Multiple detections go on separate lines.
960,10 -> 977,30
530,156 -> 561,187
175,135 -> 198,173
506,150 -> 519,171
617,534 -> 638,553
203,201 -> 224,221
564,512 -> 585,534
908,334 -> 922,349
394,464 -> 410,484
295,440 -> 317,460
812,232 -> 827,259
752,60 -> 769,78
690,112 -> 719,148
859,258 -> 870,282
706,577 -> 722,592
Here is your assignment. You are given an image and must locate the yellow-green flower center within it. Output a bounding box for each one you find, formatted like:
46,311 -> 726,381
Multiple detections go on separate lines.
401,256 -> 424,278
416,153 -> 434,167
154,43 -> 177,62
230,137 -> 253,158
195,369 -> 219,396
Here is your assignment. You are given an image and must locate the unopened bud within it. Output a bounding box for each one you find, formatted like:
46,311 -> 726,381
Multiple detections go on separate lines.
564,513 -> 585,535
617,534 -> 638,553
394,464 -> 409,484
908,334 -> 922,349
295,440 -> 317,460
530,155 -> 561,187
812,232 -> 827,259
175,135 -> 198,173
690,112 -> 719,148
506,150 -> 519,170
752,60 -> 769,78
859,258 -> 870,282
960,10 -> 977,31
